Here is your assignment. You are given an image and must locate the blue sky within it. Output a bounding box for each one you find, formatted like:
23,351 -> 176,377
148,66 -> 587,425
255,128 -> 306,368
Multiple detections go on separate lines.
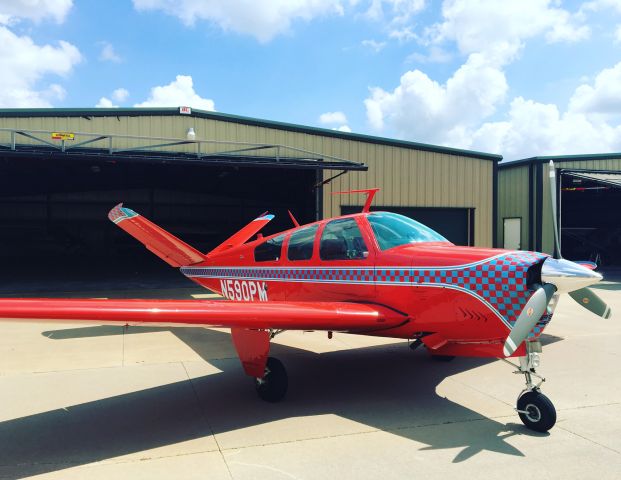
2,0 -> 621,159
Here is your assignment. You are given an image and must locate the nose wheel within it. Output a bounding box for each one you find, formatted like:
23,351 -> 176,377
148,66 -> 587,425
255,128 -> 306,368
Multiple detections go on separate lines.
516,390 -> 556,432
503,341 -> 557,432
255,357 -> 288,402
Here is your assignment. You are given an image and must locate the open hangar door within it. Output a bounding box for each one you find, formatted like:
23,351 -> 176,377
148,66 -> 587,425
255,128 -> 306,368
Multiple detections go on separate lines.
0,149 -> 358,294
341,206 -> 475,246
560,170 -> 621,266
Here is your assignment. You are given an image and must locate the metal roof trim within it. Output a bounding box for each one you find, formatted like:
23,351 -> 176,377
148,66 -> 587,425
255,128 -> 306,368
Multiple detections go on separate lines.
562,170 -> 621,188
0,107 -> 502,162
499,152 -> 621,169
0,145 -> 368,171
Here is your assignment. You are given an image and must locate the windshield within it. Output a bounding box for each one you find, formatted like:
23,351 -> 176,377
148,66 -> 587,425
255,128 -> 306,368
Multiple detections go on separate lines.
367,212 -> 449,250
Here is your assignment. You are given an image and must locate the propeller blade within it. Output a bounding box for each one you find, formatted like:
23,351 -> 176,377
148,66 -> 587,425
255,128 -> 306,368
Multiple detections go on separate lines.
504,284 -> 556,357
549,160 -> 562,259
569,287 -> 612,319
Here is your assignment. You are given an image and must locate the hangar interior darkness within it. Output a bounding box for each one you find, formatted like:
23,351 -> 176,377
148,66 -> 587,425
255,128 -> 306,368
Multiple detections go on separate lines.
0,152 -> 318,293
341,205 -> 474,246
560,171 -> 621,266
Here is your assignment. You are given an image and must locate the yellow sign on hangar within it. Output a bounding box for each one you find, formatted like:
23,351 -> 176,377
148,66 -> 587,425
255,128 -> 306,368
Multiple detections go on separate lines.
51,132 -> 75,141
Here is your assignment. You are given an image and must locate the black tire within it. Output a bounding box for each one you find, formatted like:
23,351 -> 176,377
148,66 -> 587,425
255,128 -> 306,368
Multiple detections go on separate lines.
255,357 -> 288,403
431,355 -> 456,362
517,390 -> 556,432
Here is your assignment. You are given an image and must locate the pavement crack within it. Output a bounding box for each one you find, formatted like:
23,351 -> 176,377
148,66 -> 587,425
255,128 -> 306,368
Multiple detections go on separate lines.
228,461 -> 301,479
556,424 -> 621,455
181,361 -> 234,480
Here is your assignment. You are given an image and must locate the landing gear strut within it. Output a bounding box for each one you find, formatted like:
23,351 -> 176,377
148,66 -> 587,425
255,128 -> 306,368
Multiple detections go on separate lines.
503,341 -> 557,432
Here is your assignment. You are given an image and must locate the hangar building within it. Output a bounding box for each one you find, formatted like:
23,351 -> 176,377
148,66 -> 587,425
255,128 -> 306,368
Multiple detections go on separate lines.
0,107 -> 499,290
498,154 -> 621,266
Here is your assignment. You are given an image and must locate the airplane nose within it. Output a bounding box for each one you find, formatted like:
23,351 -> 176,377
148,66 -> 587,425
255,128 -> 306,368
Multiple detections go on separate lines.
541,257 -> 603,293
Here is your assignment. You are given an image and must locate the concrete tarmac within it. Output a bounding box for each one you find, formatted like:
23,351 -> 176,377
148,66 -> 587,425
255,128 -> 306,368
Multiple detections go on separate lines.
0,281 -> 620,479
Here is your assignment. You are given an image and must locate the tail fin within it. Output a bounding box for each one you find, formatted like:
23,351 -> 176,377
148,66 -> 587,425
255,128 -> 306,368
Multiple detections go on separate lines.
207,213 -> 274,257
109,204 -> 205,267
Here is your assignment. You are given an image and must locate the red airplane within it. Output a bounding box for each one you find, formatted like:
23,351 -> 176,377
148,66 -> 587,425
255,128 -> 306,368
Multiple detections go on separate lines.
0,162 -> 611,433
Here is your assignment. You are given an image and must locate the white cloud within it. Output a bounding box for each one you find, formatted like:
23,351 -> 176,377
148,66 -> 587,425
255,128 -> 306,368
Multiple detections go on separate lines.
364,0 -> 426,24
112,88 -> 129,102
362,39 -> 387,52
362,0 -> 610,159
319,111 -> 348,124
319,111 -> 351,132
581,0 -> 621,15
366,56 -> 621,160
134,75 -> 215,110
407,45 -> 452,63
334,124 -> 352,132
383,60 -> 621,160
133,0 -> 345,43
428,0 -> 589,66
470,97 -> 621,160
364,53 -> 507,143
389,26 -> 418,42
0,26 -> 81,107
568,61 -> 621,115
99,42 -> 122,63
96,88 -> 130,108
0,0 -> 73,24
95,97 -> 116,108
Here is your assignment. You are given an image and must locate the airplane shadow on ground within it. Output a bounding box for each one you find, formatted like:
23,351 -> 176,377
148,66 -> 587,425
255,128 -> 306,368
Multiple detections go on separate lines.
0,327 -> 562,479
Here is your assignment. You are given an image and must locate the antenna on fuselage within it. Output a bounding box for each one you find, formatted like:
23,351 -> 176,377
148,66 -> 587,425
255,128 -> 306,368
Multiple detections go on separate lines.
331,188 -> 380,213
288,210 -> 300,227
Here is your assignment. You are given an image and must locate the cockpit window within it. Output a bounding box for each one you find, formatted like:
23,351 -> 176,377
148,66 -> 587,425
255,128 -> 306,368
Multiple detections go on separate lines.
254,234 -> 284,262
368,212 -> 448,250
287,225 -> 318,261
320,218 -> 368,260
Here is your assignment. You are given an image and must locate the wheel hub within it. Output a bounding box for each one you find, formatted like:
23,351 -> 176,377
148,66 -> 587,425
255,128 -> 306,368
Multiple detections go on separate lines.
524,403 -> 542,422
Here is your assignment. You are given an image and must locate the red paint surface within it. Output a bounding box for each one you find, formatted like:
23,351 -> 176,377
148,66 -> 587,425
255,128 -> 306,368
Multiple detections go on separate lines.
231,328 -> 270,377
0,203 -> 552,374
0,298 -> 405,331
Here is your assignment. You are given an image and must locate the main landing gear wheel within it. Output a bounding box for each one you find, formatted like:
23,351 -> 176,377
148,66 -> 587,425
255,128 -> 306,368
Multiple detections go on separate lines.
517,390 -> 556,432
255,357 -> 288,402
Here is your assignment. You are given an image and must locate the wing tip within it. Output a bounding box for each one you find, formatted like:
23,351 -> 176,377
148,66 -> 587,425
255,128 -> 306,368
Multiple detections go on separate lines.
108,203 -> 139,223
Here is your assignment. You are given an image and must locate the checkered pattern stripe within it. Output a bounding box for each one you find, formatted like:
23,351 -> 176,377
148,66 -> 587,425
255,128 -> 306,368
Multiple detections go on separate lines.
377,251 -> 548,327
181,251 -> 549,328
184,267 -> 375,283
108,204 -> 138,223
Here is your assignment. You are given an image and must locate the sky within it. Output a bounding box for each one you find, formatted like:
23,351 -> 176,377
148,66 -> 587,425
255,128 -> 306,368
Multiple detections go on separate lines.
1,0 -> 621,160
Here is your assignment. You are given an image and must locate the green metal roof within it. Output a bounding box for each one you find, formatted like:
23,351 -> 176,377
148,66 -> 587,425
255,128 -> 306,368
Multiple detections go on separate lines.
499,152 -> 621,169
0,107 -> 502,162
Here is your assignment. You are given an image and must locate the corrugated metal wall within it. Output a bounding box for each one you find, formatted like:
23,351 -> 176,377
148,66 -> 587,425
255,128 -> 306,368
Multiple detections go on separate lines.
497,165 -> 530,249
499,158 -> 621,255
322,149 -> 494,247
0,113 -> 496,247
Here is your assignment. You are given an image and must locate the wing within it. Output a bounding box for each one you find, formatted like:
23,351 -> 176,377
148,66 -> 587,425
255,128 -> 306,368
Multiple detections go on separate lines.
0,298 -> 408,332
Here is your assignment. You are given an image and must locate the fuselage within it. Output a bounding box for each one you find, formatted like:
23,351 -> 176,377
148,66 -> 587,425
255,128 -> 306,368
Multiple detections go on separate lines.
181,211 -> 553,356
